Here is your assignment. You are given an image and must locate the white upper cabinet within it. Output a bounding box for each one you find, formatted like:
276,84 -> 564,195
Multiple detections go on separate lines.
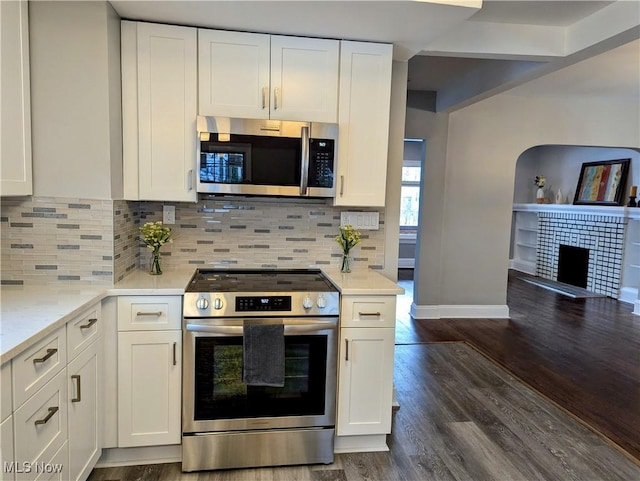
198,30 -> 339,123
122,21 -> 198,202
0,0 -> 32,197
335,41 -> 393,207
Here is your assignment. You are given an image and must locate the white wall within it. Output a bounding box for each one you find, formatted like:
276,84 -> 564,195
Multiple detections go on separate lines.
30,1 -> 122,200
406,93 -> 639,310
514,145 -> 639,204
436,94 -> 640,307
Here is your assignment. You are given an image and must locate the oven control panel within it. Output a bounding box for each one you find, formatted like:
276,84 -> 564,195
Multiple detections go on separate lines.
236,296 -> 292,312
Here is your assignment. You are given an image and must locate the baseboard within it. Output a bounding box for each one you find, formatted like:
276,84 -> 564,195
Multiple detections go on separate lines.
334,434 -> 389,453
95,445 -> 182,468
411,303 -> 510,319
619,287 -> 638,306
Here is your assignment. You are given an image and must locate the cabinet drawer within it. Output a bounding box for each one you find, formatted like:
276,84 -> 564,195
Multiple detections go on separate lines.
14,369 -> 67,479
340,296 -> 397,328
66,304 -> 101,361
117,296 -> 181,331
1,362 -> 11,422
13,328 -> 67,408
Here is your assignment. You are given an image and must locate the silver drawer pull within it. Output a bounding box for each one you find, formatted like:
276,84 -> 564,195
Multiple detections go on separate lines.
136,311 -> 163,317
33,348 -> 57,364
79,318 -> 98,329
34,406 -> 59,426
358,312 -> 381,317
71,374 -> 82,403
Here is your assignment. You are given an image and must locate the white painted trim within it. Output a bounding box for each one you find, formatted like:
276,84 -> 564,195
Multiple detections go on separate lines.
398,258 -> 415,269
513,203 -> 639,220
334,434 -> 389,453
619,287 -> 639,306
411,303 -> 510,319
95,445 -> 181,468
634,300 -> 640,317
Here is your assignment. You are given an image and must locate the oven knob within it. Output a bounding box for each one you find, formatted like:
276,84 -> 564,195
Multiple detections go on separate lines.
213,298 -> 224,310
316,294 -> 327,309
302,296 -> 314,310
196,297 -> 209,310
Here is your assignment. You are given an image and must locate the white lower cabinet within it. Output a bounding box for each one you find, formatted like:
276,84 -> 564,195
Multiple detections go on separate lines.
1,415 -> 15,481
336,327 -> 395,436
13,369 -> 68,481
67,341 -> 100,481
117,330 -> 181,447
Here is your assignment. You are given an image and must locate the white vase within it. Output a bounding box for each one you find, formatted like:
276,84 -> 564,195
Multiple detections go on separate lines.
536,187 -> 545,204
555,188 -> 563,204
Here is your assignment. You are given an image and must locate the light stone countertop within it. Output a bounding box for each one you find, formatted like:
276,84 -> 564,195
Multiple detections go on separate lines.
1,267 -> 402,364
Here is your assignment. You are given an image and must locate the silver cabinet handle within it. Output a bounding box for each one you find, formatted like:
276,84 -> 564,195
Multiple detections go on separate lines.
359,312 -> 381,317
262,87 -> 268,109
299,126 -> 309,195
340,175 -> 344,196
33,348 -> 57,364
71,374 -> 82,403
187,169 -> 194,191
345,339 -> 349,361
173,342 -> 177,366
35,406 -> 59,426
80,318 -> 98,329
273,87 -> 280,110
136,311 -> 162,317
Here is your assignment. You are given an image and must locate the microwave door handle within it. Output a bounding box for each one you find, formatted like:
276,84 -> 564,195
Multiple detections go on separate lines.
300,126 -> 310,196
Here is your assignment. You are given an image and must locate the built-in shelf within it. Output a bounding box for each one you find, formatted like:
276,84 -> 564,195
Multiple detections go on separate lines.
517,242 -> 537,249
518,227 -> 538,233
630,264 -> 640,269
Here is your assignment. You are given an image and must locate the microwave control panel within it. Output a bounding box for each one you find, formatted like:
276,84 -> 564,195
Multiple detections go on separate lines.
308,139 -> 335,188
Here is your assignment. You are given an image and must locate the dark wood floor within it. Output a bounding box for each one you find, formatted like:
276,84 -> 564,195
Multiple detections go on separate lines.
89,342 -> 640,481
396,269 -> 640,461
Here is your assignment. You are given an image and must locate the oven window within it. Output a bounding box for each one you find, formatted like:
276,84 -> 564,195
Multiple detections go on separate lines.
194,335 -> 328,420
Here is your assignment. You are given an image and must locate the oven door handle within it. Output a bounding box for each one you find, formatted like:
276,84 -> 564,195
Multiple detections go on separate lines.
185,322 -> 335,335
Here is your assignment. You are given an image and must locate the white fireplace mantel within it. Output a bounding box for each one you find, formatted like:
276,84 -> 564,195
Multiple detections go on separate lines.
513,203 -> 640,220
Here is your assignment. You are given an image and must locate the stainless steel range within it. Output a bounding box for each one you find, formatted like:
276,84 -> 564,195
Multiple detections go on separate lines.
182,269 -> 339,472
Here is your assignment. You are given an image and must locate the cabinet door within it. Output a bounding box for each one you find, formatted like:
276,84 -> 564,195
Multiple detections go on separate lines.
335,41 -> 392,207
270,36 -> 339,123
135,22 -> 197,202
67,341 -> 100,481
1,416 -> 14,481
337,327 -> 394,436
198,29 -> 270,119
0,0 -> 32,196
117,331 -> 181,447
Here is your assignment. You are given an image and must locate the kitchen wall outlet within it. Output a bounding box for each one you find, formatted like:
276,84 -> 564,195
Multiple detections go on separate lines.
340,211 -> 380,230
163,205 -> 176,224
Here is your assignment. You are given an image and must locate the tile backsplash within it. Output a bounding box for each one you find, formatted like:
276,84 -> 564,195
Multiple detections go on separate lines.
2,196 -> 386,285
1,196 -> 114,285
138,197 -> 385,271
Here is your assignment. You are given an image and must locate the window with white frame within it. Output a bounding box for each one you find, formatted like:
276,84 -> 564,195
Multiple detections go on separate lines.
400,159 -> 421,229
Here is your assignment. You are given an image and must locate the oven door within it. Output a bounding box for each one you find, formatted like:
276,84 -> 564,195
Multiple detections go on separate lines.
182,318 -> 337,434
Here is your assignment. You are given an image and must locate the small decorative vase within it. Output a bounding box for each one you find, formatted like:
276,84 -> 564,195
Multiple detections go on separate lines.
536,187 -> 545,204
340,254 -> 351,273
555,188 -> 563,204
150,250 -> 162,275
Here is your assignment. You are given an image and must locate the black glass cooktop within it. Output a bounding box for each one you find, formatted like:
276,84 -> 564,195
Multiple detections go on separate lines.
186,269 -> 337,293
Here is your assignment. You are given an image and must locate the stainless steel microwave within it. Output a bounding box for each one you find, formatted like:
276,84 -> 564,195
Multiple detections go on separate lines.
197,116 -> 338,198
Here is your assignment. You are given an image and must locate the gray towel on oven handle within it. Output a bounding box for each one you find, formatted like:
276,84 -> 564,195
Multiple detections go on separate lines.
242,323 -> 285,387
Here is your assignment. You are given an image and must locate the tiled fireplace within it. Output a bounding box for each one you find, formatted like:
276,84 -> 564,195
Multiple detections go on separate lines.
536,212 -> 627,298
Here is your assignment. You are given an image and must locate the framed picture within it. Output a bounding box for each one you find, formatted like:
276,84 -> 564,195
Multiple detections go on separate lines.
573,158 -> 630,206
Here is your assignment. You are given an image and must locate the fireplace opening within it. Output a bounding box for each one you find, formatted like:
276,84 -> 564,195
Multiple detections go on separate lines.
557,245 -> 589,288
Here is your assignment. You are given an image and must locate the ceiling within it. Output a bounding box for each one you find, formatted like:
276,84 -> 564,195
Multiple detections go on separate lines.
109,0 -> 640,112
